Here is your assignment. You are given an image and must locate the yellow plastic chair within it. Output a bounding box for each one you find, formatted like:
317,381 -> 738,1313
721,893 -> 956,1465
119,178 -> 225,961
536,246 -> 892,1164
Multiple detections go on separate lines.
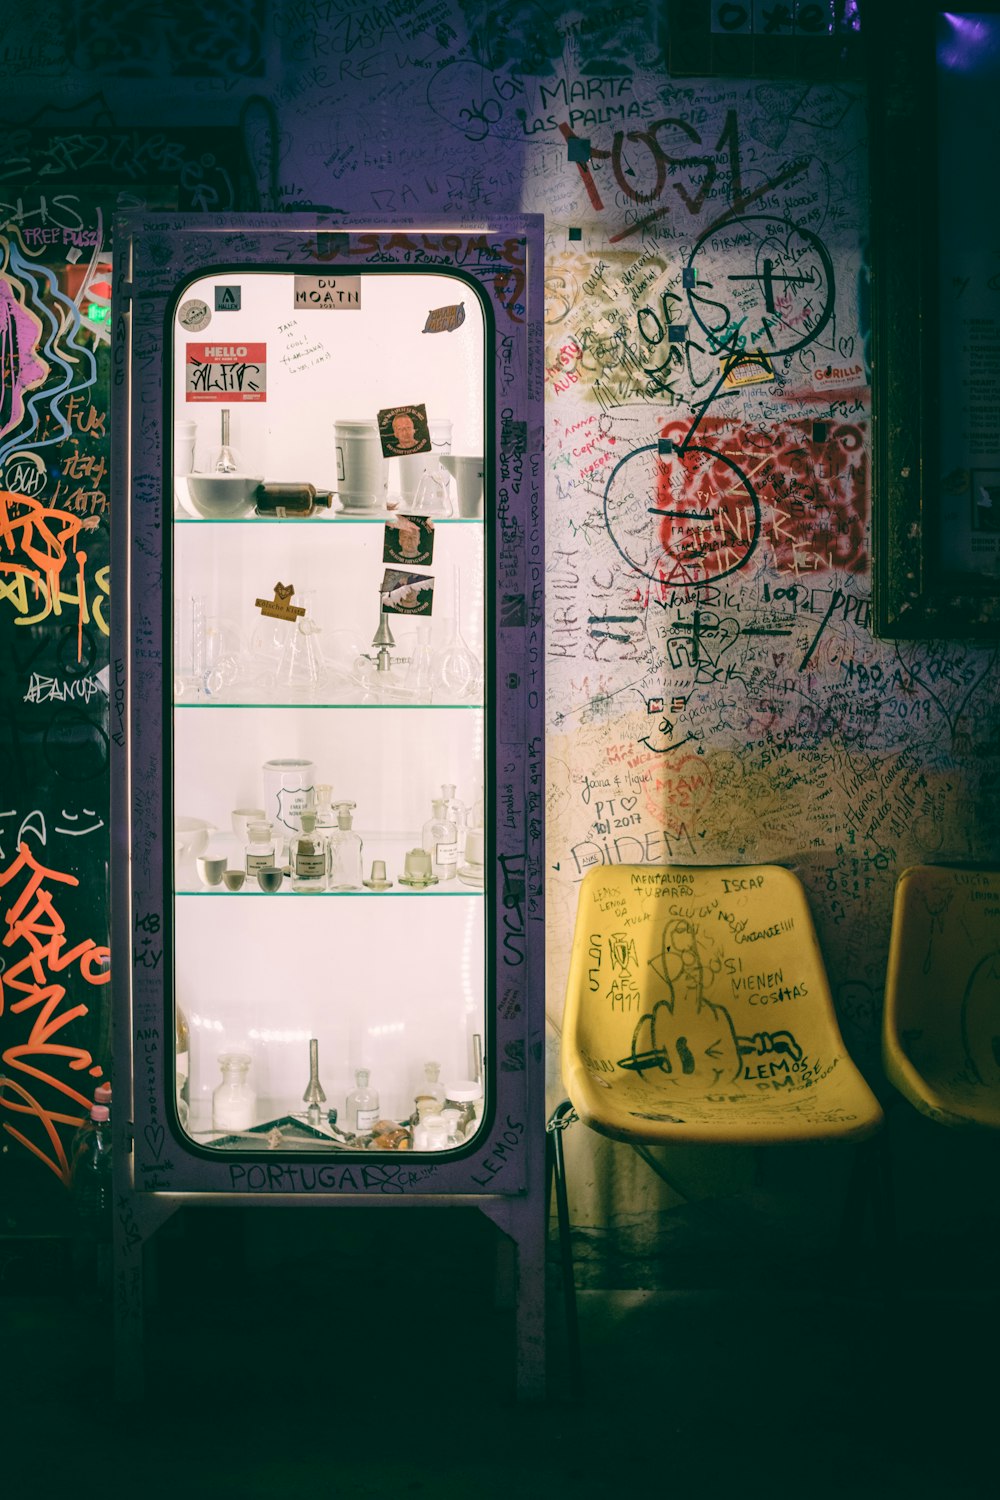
547,863 -> 885,1389
883,865 -> 1000,1128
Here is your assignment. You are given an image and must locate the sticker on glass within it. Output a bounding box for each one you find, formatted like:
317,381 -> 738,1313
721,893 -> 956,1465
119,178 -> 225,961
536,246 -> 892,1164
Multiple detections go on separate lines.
186,342 -> 266,401
380,567 -> 434,615
377,402 -> 430,458
294,275 -> 361,310
177,298 -> 211,331
255,582 -> 305,622
383,515 -> 435,567
423,303 -> 465,333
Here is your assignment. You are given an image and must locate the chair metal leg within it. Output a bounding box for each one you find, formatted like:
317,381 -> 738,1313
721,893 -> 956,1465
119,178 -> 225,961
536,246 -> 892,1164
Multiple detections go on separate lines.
546,1100 -> 582,1400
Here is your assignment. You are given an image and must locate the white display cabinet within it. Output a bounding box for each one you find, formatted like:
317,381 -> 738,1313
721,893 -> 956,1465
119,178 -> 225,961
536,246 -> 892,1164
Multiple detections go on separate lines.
111,216 -> 544,1397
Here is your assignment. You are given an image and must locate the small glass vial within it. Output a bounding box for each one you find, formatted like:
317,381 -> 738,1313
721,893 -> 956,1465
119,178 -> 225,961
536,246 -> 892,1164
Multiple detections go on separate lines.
244,820 -> 280,878
413,1060 -> 446,1123
290,811 -> 328,892
347,1069 -> 379,1136
421,798 -> 459,881
212,1052 -> 255,1133
328,801 -> 363,890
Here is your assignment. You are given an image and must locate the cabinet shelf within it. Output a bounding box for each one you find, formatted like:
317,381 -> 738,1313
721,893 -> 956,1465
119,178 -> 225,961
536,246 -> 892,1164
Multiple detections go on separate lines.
173,700 -> 483,710
175,886 -> 484,897
173,515 -> 483,525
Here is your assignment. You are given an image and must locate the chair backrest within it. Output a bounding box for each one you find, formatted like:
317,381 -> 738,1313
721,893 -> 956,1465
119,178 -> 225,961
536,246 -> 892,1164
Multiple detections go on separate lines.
883,865 -> 1000,1125
562,863 -> 878,1140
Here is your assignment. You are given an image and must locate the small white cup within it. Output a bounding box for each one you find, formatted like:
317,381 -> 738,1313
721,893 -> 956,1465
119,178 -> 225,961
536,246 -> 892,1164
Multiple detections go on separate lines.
440,456 -> 484,518
196,854 -> 227,887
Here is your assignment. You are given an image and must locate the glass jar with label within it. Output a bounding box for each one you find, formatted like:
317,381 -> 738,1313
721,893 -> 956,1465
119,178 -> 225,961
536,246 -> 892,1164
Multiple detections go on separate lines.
244,820 -> 280,878
290,811 -> 328,892
421,798 -> 459,881
346,1069 -> 379,1136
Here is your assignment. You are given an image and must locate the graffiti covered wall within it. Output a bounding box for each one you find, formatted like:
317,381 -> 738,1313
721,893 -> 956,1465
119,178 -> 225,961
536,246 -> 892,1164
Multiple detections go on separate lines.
1,3 -> 997,1257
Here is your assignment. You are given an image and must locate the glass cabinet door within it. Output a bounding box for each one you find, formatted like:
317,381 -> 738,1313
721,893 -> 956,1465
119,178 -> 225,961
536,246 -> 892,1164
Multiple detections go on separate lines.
167,267 -> 491,1156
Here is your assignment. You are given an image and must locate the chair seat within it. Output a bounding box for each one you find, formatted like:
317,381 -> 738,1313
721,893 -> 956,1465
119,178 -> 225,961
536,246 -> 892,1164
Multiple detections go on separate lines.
562,864 -> 883,1148
568,1048 -> 883,1145
883,865 -> 1000,1128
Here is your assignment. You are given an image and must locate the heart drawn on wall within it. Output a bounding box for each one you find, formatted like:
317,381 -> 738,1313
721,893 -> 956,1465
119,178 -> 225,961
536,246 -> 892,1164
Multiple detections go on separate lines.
894,641 -> 999,739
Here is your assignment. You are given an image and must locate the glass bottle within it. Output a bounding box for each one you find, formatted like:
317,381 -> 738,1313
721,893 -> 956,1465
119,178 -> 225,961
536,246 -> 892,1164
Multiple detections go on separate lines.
439,782 -> 465,834
212,1052 -> 255,1133
422,797 -> 459,880
328,801 -> 363,889
70,1101 -> 113,1239
290,811 -> 328,892
255,482 -> 334,516
244,820 -> 280,878
347,1068 -> 379,1135
413,1060 -> 446,1123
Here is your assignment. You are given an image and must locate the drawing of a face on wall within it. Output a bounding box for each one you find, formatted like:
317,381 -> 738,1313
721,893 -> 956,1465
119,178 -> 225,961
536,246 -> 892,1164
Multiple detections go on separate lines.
378,402 -> 431,457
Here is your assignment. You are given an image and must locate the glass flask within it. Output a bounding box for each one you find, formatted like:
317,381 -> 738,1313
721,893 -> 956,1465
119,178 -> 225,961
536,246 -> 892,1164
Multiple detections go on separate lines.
403,619 -> 435,699
328,802 -> 363,890
346,1069 -> 380,1135
274,613 -> 327,697
212,1052 -> 255,1133
407,464 -> 452,517
290,811 -> 328,892
421,798 -> 459,881
430,568 -> 481,703
244,820 -> 280,878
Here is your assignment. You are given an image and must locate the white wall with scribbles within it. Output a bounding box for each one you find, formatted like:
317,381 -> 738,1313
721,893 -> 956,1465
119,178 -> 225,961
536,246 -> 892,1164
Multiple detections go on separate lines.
3,1 -> 997,1260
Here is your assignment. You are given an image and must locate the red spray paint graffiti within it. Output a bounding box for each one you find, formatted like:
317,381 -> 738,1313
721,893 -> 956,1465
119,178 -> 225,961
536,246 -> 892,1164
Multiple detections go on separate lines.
654,416 -> 868,581
0,841 -> 110,1183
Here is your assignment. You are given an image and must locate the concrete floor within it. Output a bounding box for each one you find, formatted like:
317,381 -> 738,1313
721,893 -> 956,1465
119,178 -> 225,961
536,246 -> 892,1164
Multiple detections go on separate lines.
2,1194 -> 997,1499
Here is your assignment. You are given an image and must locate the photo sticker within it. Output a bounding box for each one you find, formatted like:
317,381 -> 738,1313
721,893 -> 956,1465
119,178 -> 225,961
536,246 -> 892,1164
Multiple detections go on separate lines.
383,515 -> 435,567
380,567 -> 434,616
377,402 -> 430,458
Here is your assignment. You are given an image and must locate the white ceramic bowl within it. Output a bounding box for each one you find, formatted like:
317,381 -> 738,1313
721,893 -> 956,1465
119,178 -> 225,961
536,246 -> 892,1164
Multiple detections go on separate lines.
175,816 -> 214,859
182,474 -> 262,519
